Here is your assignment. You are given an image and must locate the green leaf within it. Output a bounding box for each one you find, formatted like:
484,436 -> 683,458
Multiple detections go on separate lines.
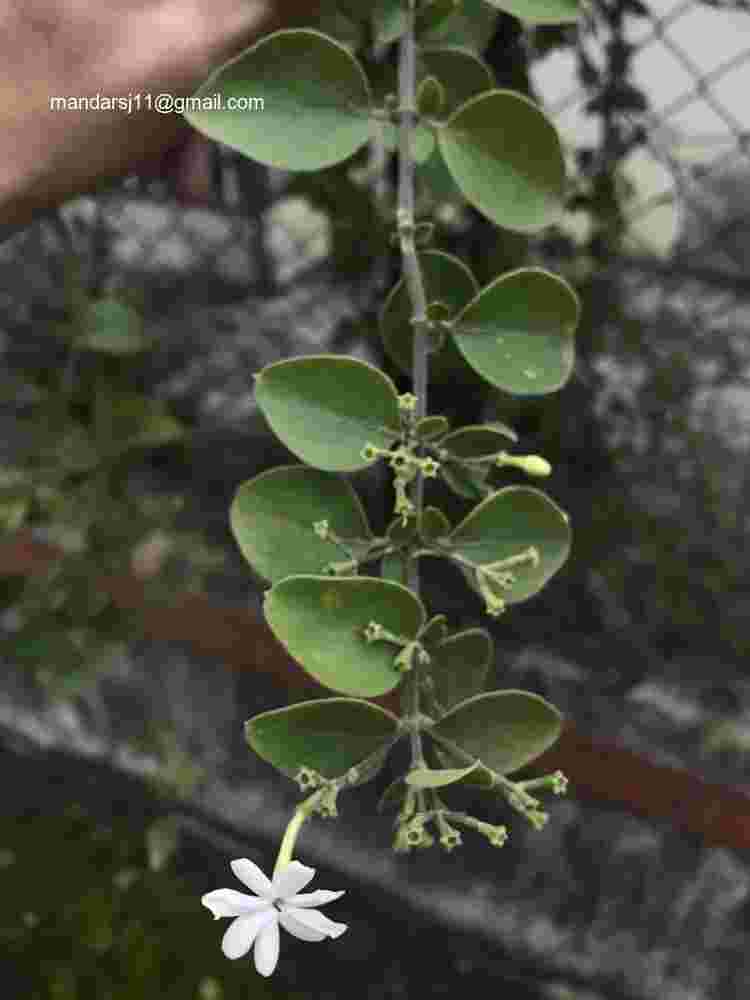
429,628 -> 493,713
372,0 -> 408,45
440,460 -> 489,500
381,552 -> 407,584
255,355 -> 401,472
387,516 -> 418,546
93,385 -> 184,455
315,2 -> 365,49
420,0 -> 499,50
406,759 -> 486,788
415,415 -> 451,441
447,486 -> 571,604
246,697 -> 400,781
451,268 -> 580,394
430,743 -> 495,787
381,120 -> 436,162
437,90 -> 565,233
416,0 -> 462,37
439,422 -> 518,460
484,0 -> 582,23
380,251 -> 479,382
431,689 -> 563,774
0,488 -> 29,534
80,299 -> 150,355
185,30 -> 372,171
418,46 -> 494,116
417,75 -> 445,118
264,575 -> 426,696
418,145 -> 464,203
230,465 -> 372,583
419,506 -> 452,543
417,614 -> 449,646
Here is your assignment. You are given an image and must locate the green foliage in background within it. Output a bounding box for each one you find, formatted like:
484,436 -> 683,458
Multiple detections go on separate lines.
0,804 -> 303,1000
0,261 -> 226,703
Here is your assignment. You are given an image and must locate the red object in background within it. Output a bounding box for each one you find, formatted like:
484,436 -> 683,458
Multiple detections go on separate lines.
3,528 -> 750,850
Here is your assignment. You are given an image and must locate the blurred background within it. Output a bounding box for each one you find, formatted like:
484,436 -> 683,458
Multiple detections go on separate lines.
3,1 -> 750,997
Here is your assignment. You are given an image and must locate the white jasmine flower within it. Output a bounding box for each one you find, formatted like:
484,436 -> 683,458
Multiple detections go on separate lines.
201,858 -> 348,977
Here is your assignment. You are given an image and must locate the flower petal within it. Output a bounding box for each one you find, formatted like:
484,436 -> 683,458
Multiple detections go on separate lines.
254,912 -> 281,976
202,889 -> 272,919
284,889 -> 346,908
272,860 -> 316,899
281,904 -> 348,939
278,907 -> 328,942
221,911 -> 275,960
230,858 -> 275,899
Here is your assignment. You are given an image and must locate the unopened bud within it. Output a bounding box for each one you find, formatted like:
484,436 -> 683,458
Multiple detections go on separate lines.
496,451 -> 552,477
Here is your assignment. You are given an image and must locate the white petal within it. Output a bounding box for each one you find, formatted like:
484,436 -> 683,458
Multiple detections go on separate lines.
230,858 -> 275,899
284,889 -> 346,908
254,912 -> 281,976
281,904 -> 348,939
278,907 -> 328,942
221,911 -> 275,960
201,889 -> 273,920
272,860 -> 316,899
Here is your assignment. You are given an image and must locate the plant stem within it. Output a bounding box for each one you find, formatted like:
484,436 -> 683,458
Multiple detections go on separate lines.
398,0 -> 430,770
272,787 -> 327,879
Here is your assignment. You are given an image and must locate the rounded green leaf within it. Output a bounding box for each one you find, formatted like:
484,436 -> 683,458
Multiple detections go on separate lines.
380,251 -> 479,382
246,697 -> 399,780
419,46 -> 494,115
230,465 -> 372,583
418,145 -> 464,203
264,575 -> 426,696
437,90 -> 565,233
81,299 -> 150,355
440,461 -> 490,500
381,120 -> 436,162
448,485 -> 571,604
420,0 -> 499,50
418,614 -> 449,646
416,0 -> 461,37
451,268 -> 580,394
406,759 -> 484,788
417,75 -> 445,118
439,421 -> 519,460
484,0 -> 582,23
432,689 -> 563,775
419,506 -> 452,543
185,30 -> 372,171
429,628 -> 492,713
381,552 -> 407,584
416,415 -> 451,441
255,355 -> 401,472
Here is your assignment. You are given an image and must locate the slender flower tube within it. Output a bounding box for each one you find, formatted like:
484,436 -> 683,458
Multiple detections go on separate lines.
202,858 -> 347,977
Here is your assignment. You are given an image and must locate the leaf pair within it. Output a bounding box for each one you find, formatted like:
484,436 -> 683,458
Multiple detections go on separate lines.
246,689 -> 562,792
185,29 -> 568,234
231,465 -> 570,695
